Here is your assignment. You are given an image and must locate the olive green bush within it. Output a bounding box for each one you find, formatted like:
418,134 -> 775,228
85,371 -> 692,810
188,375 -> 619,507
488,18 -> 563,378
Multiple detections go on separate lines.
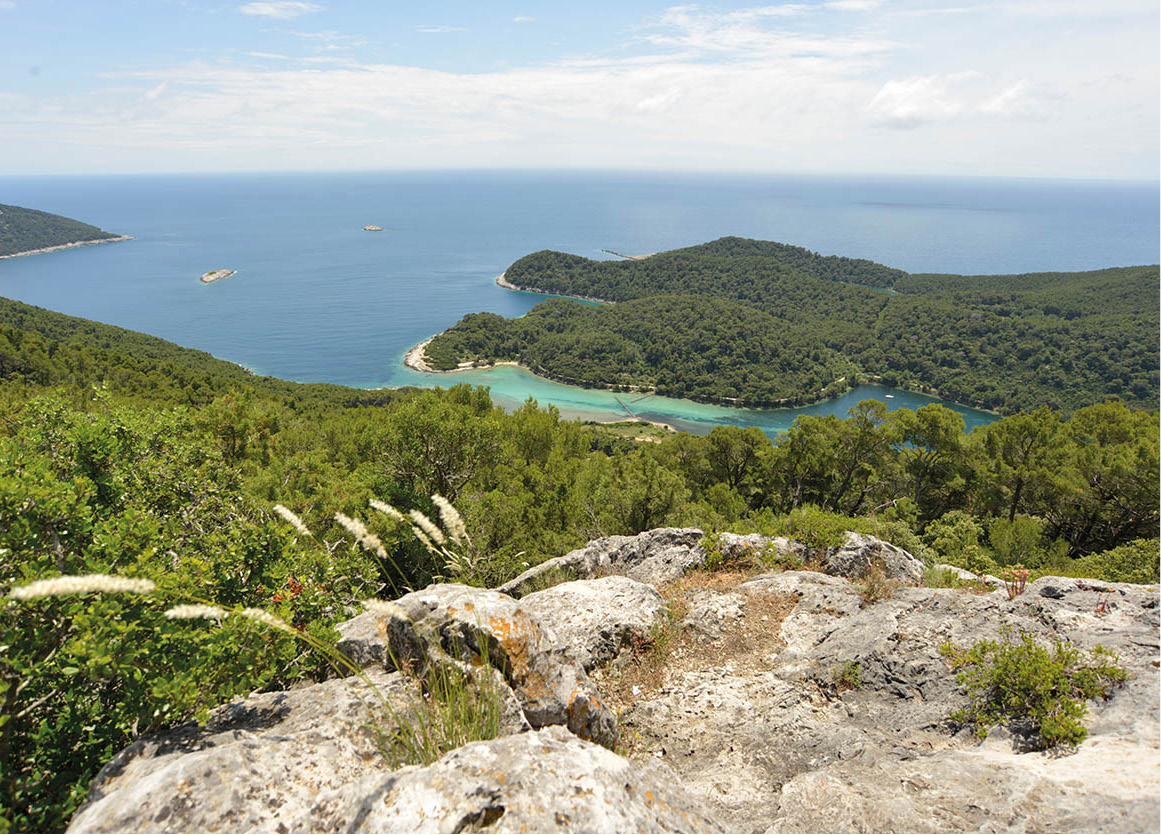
941,633 -> 1127,749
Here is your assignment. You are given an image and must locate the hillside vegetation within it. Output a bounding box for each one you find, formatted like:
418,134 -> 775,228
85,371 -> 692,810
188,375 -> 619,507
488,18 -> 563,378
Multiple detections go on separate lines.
0,204 -> 120,257
0,296 -> 1157,831
426,237 -> 1159,413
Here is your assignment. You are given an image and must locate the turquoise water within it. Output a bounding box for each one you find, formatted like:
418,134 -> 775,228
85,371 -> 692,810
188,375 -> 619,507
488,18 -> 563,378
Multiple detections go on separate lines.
0,171 -> 1156,434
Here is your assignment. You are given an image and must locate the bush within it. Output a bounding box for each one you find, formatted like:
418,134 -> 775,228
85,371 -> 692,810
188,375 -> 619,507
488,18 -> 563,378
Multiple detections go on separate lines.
833,660 -> 862,691
775,505 -> 870,551
1067,539 -> 1160,585
857,562 -> 898,606
922,565 -> 991,593
941,632 -> 1127,749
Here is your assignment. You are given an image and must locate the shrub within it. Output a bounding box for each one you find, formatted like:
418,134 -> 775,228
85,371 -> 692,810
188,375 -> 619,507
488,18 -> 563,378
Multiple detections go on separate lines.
775,505 -> 870,552
941,632 -> 1127,749
1067,539 -> 1160,585
857,562 -> 898,606
922,566 -> 992,593
833,660 -> 862,691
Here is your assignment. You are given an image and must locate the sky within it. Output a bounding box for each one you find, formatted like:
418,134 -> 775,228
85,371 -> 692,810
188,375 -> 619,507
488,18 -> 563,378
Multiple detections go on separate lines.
0,0 -> 1157,179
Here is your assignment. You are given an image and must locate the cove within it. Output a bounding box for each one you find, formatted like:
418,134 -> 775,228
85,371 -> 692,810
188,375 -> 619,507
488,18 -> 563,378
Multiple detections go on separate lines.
388,360 -> 998,437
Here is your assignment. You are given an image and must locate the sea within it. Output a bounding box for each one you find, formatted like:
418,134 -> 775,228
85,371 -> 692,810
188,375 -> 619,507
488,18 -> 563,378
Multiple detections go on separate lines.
0,170 -> 1156,436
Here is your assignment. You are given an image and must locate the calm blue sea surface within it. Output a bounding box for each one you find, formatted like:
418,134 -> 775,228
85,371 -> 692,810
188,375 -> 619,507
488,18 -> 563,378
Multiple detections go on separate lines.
0,171 -> 1156,434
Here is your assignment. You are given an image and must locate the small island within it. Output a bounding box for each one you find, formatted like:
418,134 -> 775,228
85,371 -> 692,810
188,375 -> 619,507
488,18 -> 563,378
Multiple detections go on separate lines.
363,225 -> 384,232
200,269 -> 237,284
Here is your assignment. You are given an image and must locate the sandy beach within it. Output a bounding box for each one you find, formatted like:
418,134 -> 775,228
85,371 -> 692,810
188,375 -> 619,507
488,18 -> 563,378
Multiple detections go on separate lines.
0,235 -> 133,260
403,334 -> 523,375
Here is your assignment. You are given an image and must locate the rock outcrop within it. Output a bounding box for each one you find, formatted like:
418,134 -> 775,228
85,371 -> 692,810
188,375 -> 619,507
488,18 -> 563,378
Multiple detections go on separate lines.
823,530 -> 925,582
616,570 -> 1160,833
499,527 -> 706,596
520,575 -> 668,671
68,529 -> 1160,834
338,583 -> 616,746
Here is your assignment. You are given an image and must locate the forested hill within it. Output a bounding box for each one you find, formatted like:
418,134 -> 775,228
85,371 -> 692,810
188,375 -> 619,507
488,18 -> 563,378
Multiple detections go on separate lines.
0,203 -> 121,257
0,296 -> 398,407
426,239 -> 1159,414
503,236 -> 905,299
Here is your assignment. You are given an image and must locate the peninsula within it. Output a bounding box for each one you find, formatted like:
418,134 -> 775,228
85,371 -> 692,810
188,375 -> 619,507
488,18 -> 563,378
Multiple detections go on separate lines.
200,269 -> 237,284
0,202 -> 128,259
423,237 -> 1159,415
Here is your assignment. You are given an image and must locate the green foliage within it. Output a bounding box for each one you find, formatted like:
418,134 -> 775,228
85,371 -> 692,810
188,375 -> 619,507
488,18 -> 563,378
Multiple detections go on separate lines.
941,633 -> 1127,749
922,565 -> 991,592
0,296 -> 402,408
833,661 -> 862,691
0,295 -> 1156,830
375,645 -> 506,770
1067,539 -> 1160,585
857,562 -> 898,606
774,504 -> 871,551
0,204 -> 119,258
430,239 -> 1159,413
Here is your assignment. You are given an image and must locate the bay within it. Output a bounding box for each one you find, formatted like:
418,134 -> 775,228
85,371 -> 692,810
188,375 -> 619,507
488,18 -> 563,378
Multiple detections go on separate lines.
0,170 -> 1155,435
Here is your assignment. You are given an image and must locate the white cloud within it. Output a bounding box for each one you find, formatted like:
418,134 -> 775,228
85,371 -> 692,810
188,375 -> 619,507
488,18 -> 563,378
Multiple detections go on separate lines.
514,15 -> 535,23
868,72 -> 1063,129
239,2 -> 322,20
826,0 -> 882,10
0,1 -> 15,10
2,1 -> 1154,179
867,72 -> 980,128
142,81 -> 168,101
641,4 -> 897,62
979,79 -> 1057,118
415,25 -> 467,34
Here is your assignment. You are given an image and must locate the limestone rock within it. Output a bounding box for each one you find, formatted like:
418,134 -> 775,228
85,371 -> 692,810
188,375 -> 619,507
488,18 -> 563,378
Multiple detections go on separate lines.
615,567 -> 1160,833
69,681 -> 720,834
335,609 -> 390,668
69,669 -> 411,833
499,528 -> 705,596
384,584 -> 617,746
824,531 -> 925,583
715,532 -> 807,566
314,726 -> 724,833
520,576 -> 668,671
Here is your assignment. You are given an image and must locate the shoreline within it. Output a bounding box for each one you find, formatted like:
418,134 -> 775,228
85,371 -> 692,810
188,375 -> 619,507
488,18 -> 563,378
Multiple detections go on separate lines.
495,273 -> 614,305
403,334 -> 1001,417
0,235 -> 133,261
401,274 -> 1006,420
403,333 -> 524,375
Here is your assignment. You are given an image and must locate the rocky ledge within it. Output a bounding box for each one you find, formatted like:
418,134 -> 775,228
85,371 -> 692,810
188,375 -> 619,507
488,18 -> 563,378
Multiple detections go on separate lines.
68,529 -> 1160,834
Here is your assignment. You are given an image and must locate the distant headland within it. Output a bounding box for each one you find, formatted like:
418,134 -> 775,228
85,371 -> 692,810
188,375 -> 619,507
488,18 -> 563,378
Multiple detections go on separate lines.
0,202 -> 129,259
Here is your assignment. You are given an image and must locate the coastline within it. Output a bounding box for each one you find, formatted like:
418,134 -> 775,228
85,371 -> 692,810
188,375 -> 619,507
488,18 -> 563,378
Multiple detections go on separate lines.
403,333 -> 523,375
494,272 -> 614,305
0,235 -> 133,261
400,273 -> 1007,422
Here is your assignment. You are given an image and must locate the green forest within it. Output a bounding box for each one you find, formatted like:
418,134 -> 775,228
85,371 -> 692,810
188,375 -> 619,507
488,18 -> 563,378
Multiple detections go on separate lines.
0,205 -> 120,258
426,237 -> 1159,413
0,295 -> 1157,831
